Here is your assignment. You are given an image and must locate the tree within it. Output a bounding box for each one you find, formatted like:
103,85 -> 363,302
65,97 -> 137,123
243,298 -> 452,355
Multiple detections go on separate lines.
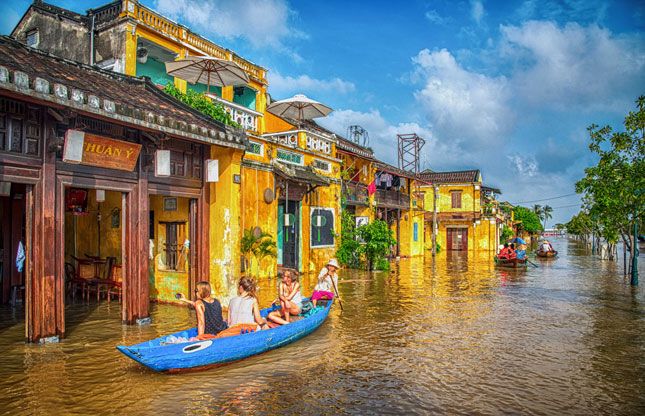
566,211 -> 593,242
542,205 -> 553,229
533,204 -> 543,221
355,219 -> 396,271
575,96 -> 645,268
240,228 -> 277,276
514,206 -> 543,234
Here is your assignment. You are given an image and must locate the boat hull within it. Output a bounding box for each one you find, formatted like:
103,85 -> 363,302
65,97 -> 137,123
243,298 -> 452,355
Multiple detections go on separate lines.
494,257 -> 528,268
116,299 -> 332,372
536,250 -> 558,258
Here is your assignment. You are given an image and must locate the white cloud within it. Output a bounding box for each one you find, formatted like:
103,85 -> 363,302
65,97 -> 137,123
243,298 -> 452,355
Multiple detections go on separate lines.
425,10 -> 447,25
507,154 -> 538,177
412,48 -> 513,147
471,0 -> 485,24
268,72 -> 355,98
500,21 -> 645,110
154,0 -> 299,49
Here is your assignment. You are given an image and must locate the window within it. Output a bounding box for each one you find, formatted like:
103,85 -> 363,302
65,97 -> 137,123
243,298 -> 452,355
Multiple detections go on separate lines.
276,148 -> 303,165
310,207 -> 335,248
26,30 -> 39,48
162,222 -> 186,271
451,191 -> 462,209
312,159 -> 331,172
413,222 -> 419,242
246,140 -> 263,156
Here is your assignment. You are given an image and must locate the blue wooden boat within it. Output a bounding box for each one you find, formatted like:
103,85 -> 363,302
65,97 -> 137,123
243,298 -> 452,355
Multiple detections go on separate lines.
116,298 -> 332,373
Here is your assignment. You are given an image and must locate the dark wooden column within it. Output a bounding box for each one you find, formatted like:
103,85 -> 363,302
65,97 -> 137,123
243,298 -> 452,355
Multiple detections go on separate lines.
123,173 -> 150,324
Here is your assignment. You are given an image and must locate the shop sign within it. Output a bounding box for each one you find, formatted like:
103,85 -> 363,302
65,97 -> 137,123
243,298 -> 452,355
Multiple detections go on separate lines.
63,129 -> 142,172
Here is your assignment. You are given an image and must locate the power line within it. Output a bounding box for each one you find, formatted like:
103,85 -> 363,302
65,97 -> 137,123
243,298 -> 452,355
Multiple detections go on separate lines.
511,192 -> 578,205
549,203 -> 581,209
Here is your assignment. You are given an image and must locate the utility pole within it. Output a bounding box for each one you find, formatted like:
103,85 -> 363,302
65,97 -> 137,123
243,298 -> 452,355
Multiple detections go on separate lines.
632,217 -> 639,286
432,185 -> 438,256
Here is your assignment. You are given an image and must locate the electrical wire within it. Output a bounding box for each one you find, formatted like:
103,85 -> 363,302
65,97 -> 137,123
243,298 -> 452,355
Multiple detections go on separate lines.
511,192 -> 578,204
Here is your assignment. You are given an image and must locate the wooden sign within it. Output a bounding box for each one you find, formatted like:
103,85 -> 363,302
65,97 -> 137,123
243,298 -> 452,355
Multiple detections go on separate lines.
64,129 -> 142,172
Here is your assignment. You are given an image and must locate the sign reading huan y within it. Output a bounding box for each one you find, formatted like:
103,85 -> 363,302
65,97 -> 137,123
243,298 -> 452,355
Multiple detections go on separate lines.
63,129 -> 142,172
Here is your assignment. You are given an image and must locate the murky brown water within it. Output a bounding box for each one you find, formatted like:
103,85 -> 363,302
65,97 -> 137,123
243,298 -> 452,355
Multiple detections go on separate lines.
1,238 -> 644,415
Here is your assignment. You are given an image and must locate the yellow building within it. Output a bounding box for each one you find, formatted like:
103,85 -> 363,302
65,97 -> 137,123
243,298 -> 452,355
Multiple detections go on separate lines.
11,0 -> 266,302
336,135 -> 377,224
419,170 -> 503,252
373,162 -> 425,257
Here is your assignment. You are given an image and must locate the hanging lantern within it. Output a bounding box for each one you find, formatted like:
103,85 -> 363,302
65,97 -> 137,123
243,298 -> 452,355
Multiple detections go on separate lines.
155,149 -> 171,177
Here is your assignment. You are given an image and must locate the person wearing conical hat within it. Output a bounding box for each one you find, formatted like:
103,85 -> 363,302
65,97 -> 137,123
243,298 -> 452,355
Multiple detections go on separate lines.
312,259 -> 340,307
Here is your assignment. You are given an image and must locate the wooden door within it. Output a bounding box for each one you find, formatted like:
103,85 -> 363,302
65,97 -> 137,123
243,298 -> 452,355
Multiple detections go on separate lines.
447,228 -> 468,251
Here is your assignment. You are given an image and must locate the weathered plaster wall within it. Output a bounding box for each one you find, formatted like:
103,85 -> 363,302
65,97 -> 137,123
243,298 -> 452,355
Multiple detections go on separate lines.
209,146 -> 244,304
12,10 -> 90,63
240,165 -> 277,278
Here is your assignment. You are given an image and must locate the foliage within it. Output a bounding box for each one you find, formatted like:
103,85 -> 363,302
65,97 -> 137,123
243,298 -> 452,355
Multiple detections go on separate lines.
513,206 -> 544,234
554,223 -> 566,231
240,228 -> 277,275
163,83 -> 240,127
575,95 -> 645,250
356,219 -> 396,271
542,205 -> 553,229
336,212 -> 395,271
500,224 -> 514,244
336,211 -> 362,268
566,212 -> 593,239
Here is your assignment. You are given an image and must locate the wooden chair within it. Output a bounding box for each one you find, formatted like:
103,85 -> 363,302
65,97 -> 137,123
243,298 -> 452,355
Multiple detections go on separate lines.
65,262 -> 86,302
107,261 -> 122,303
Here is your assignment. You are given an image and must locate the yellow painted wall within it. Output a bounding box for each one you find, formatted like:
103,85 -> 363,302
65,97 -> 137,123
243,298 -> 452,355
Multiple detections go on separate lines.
209,145 -> 244,304
264,112 -> 296,133
240,166 -> 277,278
300,182 -> 342,274
148,194 -> 190,303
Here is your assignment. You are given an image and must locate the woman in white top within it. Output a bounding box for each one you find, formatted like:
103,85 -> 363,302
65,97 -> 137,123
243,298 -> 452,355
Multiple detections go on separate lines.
267,269 -> 302,325
312,259 -> 340,307
228,277 -> 268,330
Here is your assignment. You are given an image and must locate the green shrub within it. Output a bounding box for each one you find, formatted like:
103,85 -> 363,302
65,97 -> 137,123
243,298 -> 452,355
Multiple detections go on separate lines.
163,83 -> 240,128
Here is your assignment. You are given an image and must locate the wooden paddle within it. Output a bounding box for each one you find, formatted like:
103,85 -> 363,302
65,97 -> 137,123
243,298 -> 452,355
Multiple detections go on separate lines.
330,275 -> 344,311
526,258 -> 539,268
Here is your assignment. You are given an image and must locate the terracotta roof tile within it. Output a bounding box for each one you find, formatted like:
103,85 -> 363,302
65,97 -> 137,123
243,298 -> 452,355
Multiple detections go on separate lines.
0,36 -> 245,147
419,169 -> 481,183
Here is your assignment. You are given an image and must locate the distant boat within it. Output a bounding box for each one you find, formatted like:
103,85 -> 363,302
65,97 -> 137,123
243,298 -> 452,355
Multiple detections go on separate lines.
116,299 -> 332,373
536,250 -> 558,258
494,257 -> 528,268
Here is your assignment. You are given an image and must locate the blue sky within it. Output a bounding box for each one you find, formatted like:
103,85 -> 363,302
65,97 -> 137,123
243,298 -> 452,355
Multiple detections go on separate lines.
2,0 -> 644,225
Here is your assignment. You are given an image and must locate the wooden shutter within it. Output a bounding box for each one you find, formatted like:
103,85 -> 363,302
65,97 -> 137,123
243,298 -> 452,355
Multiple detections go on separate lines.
451,191 -> 462,209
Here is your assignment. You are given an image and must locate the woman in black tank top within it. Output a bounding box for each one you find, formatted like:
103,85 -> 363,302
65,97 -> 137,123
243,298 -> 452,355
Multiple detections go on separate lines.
179,281 -> 227,338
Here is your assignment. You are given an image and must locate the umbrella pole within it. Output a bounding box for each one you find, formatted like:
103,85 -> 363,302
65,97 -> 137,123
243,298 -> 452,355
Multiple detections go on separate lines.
207,70 -> 210,94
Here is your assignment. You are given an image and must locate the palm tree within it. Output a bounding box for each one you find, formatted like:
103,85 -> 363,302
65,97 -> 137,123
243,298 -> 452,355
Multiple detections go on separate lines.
542,205 -> 553,230
240,228 -> 277,275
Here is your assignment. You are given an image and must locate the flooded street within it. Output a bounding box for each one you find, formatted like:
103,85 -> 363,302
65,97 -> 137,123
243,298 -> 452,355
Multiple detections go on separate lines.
1,238 -> 644,415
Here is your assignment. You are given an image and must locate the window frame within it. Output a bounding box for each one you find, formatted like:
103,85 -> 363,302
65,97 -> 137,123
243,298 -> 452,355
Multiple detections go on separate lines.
26,29 -> 39,48
310,207 -> 335,248
451,190 -> 462,209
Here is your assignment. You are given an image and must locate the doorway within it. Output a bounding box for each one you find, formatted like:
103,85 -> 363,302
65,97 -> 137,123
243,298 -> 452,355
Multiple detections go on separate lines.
447,228 -> 468,251
278,200 -> 299,270
63,187 -> 124,312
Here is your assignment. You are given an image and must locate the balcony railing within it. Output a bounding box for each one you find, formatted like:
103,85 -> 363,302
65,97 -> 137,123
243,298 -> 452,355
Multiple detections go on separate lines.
127,3 -> 266,82
376,189 -> 410,209
208,95 -> 262,132
343,181 -> 369,206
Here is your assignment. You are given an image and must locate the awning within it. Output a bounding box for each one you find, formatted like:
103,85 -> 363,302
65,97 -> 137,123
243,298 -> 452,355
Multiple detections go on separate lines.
272,160 -> 330,187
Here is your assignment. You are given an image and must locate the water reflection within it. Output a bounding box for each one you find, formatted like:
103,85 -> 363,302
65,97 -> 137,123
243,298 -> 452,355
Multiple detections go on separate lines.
1,238 -> 644,415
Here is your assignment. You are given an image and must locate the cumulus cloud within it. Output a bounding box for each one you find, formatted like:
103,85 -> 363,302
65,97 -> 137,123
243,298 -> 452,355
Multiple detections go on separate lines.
268,72 -> 355,98
412,48 -> 513,147
500,21 -> 645,110
507,154 -> 538,177
154,0 -> 300,49
425,10 -> 448,26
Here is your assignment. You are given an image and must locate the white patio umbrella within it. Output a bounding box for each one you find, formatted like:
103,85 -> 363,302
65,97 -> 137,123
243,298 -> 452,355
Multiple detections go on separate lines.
165,56 -> 249,93
266,94 -> 333,120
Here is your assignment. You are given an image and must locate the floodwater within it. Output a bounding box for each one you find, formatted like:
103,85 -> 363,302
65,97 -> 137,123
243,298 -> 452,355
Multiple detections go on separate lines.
1,238 -> 644,415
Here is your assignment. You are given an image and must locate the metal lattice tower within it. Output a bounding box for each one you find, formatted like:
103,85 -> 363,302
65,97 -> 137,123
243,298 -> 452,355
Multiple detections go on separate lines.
397,133 -> 425,175
347,125 -> 369,147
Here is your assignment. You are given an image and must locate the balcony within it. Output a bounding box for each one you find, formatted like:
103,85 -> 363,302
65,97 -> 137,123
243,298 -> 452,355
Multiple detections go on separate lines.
343,181 -> 369,206
376,189 -> 410,209
208,95 -> 262,132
